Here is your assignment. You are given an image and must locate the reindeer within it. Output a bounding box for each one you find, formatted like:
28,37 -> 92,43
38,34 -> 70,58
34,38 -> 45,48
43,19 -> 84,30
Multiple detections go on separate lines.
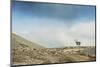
74,39 -> 81,52
74,40 -> 81,46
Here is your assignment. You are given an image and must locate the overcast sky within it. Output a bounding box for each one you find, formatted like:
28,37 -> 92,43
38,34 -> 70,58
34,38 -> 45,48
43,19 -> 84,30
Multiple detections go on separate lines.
12,1 -> 96,48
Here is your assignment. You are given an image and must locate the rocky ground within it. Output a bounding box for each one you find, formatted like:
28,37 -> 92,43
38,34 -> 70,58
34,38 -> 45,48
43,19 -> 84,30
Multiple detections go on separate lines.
11,33 -> 96,66
12,47 -> 96,66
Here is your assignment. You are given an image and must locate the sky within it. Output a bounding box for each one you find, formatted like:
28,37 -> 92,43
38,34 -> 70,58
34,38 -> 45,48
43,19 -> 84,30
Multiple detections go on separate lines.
12,1 -> 96,48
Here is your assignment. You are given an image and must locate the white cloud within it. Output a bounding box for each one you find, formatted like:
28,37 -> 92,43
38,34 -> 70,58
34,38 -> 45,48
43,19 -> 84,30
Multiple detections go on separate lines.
14,19 -> 95,48
70,22 -> 95,38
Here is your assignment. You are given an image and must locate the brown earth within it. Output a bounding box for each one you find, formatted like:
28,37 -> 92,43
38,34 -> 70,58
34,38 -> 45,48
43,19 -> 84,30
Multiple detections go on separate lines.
12,47 -> 96,66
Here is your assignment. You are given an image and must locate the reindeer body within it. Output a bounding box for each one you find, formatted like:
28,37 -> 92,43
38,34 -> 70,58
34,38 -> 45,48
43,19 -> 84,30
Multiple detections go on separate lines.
75,41 -> 81,46
74,40 -> 81,46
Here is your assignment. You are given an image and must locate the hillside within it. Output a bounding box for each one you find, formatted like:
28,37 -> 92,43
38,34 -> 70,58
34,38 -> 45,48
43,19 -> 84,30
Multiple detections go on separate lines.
11,33 -> 44,49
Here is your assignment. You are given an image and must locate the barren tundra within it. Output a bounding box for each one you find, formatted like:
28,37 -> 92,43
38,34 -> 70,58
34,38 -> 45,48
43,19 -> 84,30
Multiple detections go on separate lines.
11,33 -> 96,66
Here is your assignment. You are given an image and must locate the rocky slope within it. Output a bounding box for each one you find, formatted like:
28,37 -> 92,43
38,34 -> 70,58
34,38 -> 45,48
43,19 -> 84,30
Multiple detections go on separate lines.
11,33 -> 44,49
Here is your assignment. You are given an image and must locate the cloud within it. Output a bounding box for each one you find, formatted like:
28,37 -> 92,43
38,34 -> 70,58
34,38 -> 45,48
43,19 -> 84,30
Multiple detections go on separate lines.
14,18 -> 95,48
70,22 -> 95,39
12,1 -> 95,22
68,22 -> 95,46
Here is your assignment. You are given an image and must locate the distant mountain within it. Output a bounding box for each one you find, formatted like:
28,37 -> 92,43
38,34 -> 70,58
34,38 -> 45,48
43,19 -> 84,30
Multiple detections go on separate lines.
11,33 -> 44,49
